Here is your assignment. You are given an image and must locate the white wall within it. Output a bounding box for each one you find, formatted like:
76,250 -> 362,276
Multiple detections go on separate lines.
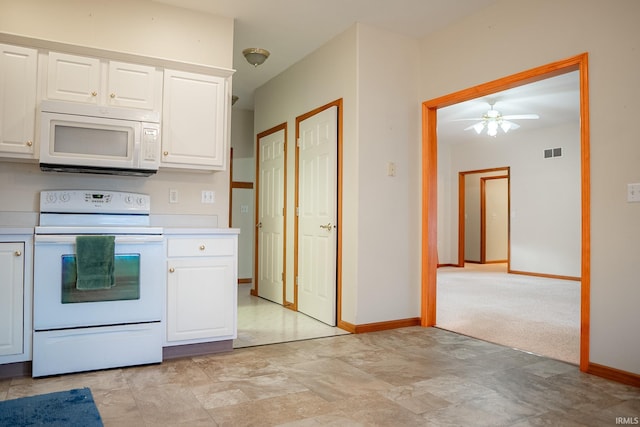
231,109 -> 255,163
254,26 -> 359,322
230,108 -> 255,280
441,123 -> 581,277
254,23 -> 421,325
0,0 -> 234,226
421,0 -> 640,374
355,24 -> 421,324
0,0 -> 233,67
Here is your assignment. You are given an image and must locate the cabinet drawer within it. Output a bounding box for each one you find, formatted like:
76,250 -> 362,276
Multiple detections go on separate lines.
167,237 -> 235,257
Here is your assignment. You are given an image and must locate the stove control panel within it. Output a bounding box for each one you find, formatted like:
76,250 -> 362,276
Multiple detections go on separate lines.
40,190 -> 150,214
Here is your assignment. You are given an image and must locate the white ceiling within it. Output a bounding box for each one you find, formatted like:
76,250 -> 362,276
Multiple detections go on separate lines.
153,0 -> 497,109
151,1 -> 579,138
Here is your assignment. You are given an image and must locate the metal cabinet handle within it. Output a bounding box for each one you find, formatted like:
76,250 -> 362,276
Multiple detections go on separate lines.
169,267 -> 175,273
163,151 -> 169,156
91,91 -> 97,97
319,223 -> 332,230
110,93 -> 116,98
26,141 -> 33,147
14,250 -> 22,256
199,245 -> 206,251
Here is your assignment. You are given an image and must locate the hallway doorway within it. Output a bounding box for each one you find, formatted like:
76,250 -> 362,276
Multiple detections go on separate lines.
421,53 -> 590,371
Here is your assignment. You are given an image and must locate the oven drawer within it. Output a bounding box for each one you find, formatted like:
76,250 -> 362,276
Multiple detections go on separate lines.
167,237 -> 235,257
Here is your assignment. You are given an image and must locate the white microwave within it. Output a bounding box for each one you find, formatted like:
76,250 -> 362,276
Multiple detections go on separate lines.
39,100 -> 161,176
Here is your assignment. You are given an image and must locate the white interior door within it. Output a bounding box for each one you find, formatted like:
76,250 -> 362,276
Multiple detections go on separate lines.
257,129 -> 286,304
484,177 -> 509,262
297,106 -> 337,326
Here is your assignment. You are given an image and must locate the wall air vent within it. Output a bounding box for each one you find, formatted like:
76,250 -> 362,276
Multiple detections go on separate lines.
544,147 -> 563,158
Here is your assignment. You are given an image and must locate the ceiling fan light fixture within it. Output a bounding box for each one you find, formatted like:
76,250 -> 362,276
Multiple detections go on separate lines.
473,122 -> 485,134
243,48 -> 270,67
487,121 -> 499,137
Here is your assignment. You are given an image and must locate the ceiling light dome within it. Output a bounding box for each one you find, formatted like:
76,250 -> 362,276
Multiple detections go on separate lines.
242,48 -> 270,67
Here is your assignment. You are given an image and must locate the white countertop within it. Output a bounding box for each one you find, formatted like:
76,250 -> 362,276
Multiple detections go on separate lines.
0,227 -> 35,235
0,211 -> 239,235
163,227 -> 240,235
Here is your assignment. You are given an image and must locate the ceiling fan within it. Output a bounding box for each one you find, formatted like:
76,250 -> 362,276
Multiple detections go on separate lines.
456,103 -> 539,137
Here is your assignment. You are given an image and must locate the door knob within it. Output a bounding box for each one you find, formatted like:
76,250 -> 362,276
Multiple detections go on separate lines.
169,267 -> 175,273
319,223 -> 332,230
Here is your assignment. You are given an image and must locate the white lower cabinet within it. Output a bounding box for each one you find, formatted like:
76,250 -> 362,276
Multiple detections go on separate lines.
0,235 -> 33,365
0,242 -> 24,357
165,234 -> 237,345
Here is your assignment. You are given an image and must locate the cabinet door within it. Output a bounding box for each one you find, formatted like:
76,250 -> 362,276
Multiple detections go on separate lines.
47,52 -> 100,104
166,257 -> 236,342
0,242 -> 24,356
107,61 -> 158,110
0,44 -> 37,157
162,70 -> 227,170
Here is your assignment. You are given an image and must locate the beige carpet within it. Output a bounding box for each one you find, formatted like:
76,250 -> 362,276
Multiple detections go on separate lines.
436,263 -> 580,364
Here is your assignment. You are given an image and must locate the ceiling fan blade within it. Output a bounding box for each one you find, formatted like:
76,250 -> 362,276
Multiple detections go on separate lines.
450,118 -> 485,122
463,123 -> 480,131
501,114 -> 539,120
502,120 -> 520,130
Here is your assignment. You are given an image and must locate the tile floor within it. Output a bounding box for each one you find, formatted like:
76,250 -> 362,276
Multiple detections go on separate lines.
1,327 -> 639,426
234,283 -> 350,348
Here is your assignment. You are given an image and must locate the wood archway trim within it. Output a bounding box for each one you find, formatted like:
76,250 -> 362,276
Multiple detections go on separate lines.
421,53 -> 590,372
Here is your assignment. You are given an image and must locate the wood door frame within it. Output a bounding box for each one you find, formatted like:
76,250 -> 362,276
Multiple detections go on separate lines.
421,53 -> 590,372
457,167 -> 510,267
253,122 -> 287,301
294,99 -> 343,324
480,175 -> 509,264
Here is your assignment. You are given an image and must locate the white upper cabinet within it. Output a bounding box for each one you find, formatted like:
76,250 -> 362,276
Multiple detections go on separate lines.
161,69 -> 229,171
0,44 -> 38,158
47,52 -> 161,111
107,61 -> 159,110
46,52 -> 100,104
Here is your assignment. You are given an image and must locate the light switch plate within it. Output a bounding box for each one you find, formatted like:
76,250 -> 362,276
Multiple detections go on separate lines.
387,162 -> 396,177
627,183 -> 640,202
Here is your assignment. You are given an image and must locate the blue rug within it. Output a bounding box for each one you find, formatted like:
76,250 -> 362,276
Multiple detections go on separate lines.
0,387 -> 103,426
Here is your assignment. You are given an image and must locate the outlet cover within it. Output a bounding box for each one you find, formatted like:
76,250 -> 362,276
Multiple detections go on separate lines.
169,189 -> 178,204
201,190 -> 215,204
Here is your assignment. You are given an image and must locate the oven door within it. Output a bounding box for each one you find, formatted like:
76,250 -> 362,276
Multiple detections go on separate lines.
34,234 -> 164,330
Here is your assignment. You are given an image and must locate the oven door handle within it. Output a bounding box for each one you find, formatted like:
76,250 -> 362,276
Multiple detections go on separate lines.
35,235 -> 164,244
